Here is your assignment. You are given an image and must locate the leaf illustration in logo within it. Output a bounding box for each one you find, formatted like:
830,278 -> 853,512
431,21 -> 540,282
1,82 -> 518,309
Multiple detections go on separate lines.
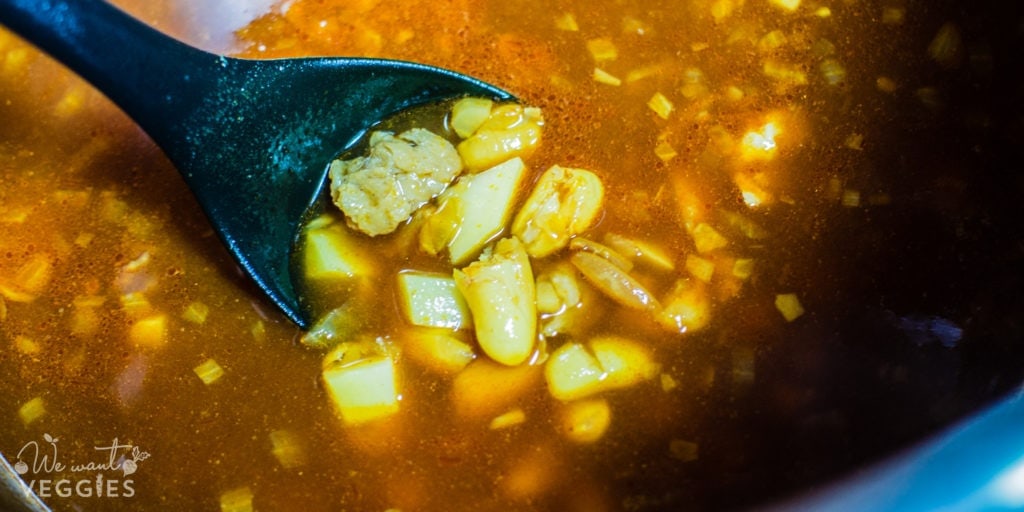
13,461 -> 28,475
122,459 -> 138,476
43,433 -> 54,443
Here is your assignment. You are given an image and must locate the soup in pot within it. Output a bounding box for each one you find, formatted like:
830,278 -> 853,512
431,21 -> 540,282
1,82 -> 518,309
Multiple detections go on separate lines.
2,0 -> 1022,510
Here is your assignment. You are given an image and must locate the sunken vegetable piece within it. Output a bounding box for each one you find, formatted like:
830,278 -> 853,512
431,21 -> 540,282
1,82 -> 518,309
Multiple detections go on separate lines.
329,128 -> 463,236
321,339 -> 400,425
512,165 -> 605,258
420,157 -> 528,265
457,104 -> 544,172
559,398 -> 612,444
571,251 -> 660,311
590,336 -> 660,388
397,271 -> 473,330
302,217 -> 372,282
454,237 -> 537,366
403,327 -> 476,373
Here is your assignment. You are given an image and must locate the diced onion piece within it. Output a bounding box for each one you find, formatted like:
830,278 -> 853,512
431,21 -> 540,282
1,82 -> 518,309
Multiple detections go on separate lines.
647,92 -> 674,120
490,408 -> 527,430
669,439 -> 699,462
14,335 -> 40,355
571,251 -> 659,311
820,59 -> 847,85
882,7 -> 905,25
19,397 -> 45,426
559,398 -> 611,443
775,293 -> 805,322
452,359 -> 541,417
732,258 -> 755,280
269,429 -> 306,469
762,60 -> 807,86
586,38 -> 618,61
555,13 -> 579,31
655,139 -> 678,162
545,342 -> 606,401
593,67 -> 622,86
182,301 -> 210,324
685,254 -> 715,283
403,327 -> 476,374
322,353 -> 400,425
455,238 -> 536,366
450,97 -> 493,138
397,271 -> 472,330
130,314 -> 167,348
691,223 -> 728,253
219,487 -> 254,512
769,0 -> 800,11
661,373 -> 679,392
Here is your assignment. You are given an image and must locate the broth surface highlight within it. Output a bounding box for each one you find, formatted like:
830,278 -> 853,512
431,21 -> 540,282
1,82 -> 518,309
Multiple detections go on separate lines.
3,0 -> 1023,510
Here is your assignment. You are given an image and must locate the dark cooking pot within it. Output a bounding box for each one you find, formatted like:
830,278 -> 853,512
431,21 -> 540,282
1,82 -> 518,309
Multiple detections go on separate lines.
1,0 -> 1023,509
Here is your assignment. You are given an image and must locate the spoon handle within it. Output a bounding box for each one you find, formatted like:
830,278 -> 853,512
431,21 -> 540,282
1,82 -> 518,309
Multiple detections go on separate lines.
0,0 -> 213,133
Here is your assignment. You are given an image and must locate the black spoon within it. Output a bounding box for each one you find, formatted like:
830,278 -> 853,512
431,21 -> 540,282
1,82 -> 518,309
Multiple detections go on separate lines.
0,0 -> 513,328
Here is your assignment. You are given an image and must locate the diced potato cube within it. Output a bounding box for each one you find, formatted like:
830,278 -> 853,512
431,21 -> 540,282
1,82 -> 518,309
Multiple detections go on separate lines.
457,105 -> 543,172
130,314 -> 167,348
775,293 -> 805,322
452,359 -> 541,418
19,397 -> 45,425
193,358 -> 225,385
489,408 -> 527,430
303,223 -> 371,282
269,429 -> 306,469
420,157 -> 528,265
512,165 -> 605,258
590,336 -> 659,389
397,271 -> 472,330
450,97 -> 493,138
219,486 -> 254,512
545,342 -> 606,401
559,398 -> 611,443
323,355 -> 400,425
403,328 -> 476,373
455,238 -> 537,366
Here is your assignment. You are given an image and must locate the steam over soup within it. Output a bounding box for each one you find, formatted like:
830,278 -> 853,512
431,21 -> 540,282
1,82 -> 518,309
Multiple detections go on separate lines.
3,0 -> 1021,510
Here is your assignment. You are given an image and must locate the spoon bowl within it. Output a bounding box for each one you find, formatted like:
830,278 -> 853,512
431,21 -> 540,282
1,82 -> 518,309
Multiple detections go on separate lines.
0,0 -> 514,328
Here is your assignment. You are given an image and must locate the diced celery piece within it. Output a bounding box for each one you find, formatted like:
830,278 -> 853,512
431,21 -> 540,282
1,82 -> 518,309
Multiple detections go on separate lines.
182,301 -> 210,324
303,225 -> 370,282
269,429 -> 305,469
193,358 -> 225,385
450,97 -> 493,138
692,223 -> 728,253
323,355 -> 400,425
397,271 -> 472,330
545,342 -> 606,401
685,254 -> 715,283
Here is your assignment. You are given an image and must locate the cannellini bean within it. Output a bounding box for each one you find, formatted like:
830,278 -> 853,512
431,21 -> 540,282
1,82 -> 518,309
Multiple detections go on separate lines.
570,251 -> 660,312
454,237 -> 537,366
513,166 -> 605,258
